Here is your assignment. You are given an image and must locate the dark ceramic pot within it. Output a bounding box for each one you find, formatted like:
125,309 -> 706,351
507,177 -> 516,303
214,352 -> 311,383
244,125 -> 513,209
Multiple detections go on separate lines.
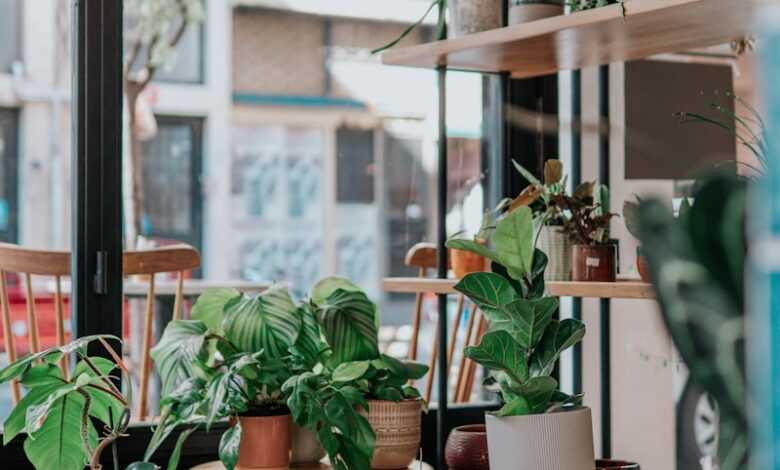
572,244 -> 617,282
445,424 -> 489,470
596,459 -> 640,469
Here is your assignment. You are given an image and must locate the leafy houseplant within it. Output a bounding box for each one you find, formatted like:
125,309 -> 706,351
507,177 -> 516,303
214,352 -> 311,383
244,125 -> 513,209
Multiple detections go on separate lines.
550,182 -> 618,282
453,205 -> 592,469
637,174 -> 746,469
284,277 -> 429,470
512,159 -> 574,281
447,198 -> 511,279
149,285 -> 312,470
0,336 -> 138,470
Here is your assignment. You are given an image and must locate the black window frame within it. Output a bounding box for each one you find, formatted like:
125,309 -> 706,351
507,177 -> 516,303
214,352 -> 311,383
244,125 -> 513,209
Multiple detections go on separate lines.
0,108 -> 19,243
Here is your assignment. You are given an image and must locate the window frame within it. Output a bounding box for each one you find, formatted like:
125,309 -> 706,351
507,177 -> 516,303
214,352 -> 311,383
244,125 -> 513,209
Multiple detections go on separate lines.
0,108 -> 19,243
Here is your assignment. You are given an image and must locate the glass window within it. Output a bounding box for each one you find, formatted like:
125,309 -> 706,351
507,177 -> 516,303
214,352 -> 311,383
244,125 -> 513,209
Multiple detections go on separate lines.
0,109 -> 18,243
154,22 -> 205,84
0,0 -> 20,73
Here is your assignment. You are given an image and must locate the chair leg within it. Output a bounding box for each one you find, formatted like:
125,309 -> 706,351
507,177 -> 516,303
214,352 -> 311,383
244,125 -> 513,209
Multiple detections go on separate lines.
454,304 -> 477,403
424,316 -> 438,403
408,267 -> 425,361
54,276 -> 69,379
138,274 -> 156,420
0,271 -> 19,404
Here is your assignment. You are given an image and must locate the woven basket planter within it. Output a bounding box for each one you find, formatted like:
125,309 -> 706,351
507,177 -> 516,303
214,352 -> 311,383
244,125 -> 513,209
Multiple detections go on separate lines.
364,399 -> 422,469
537,225 -> 572,281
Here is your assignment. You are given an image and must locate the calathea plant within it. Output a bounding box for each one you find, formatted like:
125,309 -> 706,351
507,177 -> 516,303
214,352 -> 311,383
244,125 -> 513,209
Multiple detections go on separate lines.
0,336 -> 136,470
284,277 -> 428,470
511,159 -> 569,226
146,284 -> 317,470
453,206 -> 586,416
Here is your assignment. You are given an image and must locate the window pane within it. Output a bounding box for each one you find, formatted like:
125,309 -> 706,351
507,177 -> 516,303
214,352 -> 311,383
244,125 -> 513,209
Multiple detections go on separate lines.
0,0 -> 20,73
154,23 -> 204,83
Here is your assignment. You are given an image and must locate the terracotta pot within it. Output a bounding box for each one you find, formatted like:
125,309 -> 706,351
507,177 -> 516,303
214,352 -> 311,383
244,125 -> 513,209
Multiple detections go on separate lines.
485,407 -> 595,470
636,253 -> 651,283
572,244 -> 617,282
596,459 -> 640,469
364,399 -> 421,469
508,1 -> 563,24
445,424 -> 490,470
291,424 -> 325,466
236,414 -> 291,470
448,0 -> 502,37
537,225 -> 572,281
451,243 -> 487,279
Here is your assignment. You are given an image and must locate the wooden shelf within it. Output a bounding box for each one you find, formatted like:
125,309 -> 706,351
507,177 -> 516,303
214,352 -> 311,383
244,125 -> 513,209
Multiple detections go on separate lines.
383,277 -> 655,299
381,0 -> 767,77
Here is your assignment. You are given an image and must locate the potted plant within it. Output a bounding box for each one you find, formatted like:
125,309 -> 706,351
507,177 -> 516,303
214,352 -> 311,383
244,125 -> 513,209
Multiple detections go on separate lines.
0,335 -> 139,470
568,0 -> 624,12
446,198 -> 511,279
551,182 -> 618,282
453,205 -> 592,469
622,195 -> 651,282
148,285 -> 314,470
509,0 -> 564,25
284,277 -> 429,470
512,158 -> 573,281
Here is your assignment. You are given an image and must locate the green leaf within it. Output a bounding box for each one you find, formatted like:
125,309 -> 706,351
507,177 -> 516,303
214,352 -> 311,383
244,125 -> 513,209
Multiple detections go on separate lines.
151,320 -> 209,396
375,385 -> 403,401
494,396 -> 530,417
3,377 -> 66,444
311,276 -> 362,306
291,303 -> 324,368
464,331 -> 528,384
219,423 -> 242,470
499,298 -> 557,351
444,239 -> 501,266
222,285 -> 301,357
530,319 -> 586,377
73,357 -> 125,426
23,392 -> 97,470
454,272 -> 519,314
333,361 -> 371,382
167,426 -> 198,470
512,160 -> 542,187
317,288 -> 380,364
402,386 -> 421,399
324,392 -> 375,460
493,207 -> 535,280
191,288 -> 241,334
370,355 -> 428,381
501,376 -> 558,413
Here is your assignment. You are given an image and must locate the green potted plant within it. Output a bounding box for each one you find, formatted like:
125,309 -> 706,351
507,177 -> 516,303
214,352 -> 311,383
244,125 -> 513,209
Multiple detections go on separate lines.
509,0 -> 564,25
512,159 -> 573,281
446,198 -> 511,279
453,206 -> 592,469
0,335 -> 139,470
284,277 -> 429,470
551,182 -> 618,282
148,285 -> 314,470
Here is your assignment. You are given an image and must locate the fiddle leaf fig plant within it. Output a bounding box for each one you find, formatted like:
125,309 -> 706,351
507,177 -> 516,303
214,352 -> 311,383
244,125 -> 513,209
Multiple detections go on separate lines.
0,335 -> 132,470
147,284 -> 317,470
454,206 -> 586,417
284,277 -> 429,470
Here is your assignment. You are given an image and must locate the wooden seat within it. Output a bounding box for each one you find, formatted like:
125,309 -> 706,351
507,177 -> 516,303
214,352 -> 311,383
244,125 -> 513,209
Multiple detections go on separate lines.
123,244 -> 200,420
0,242 -> 200,421
404,243 -> 487,403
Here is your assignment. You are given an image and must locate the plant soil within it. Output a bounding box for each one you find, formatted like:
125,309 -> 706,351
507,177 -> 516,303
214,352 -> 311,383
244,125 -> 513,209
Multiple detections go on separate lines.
240,403 -> 290,417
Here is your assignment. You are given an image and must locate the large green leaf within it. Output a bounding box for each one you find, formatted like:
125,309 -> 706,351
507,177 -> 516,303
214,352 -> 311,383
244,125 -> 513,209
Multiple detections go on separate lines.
311,276 -> 362,306
494,396 -> 530,417
191,288 -> 241,334
464,331 -> 527,384
23,392 -> 97,470
324,390 -> 375,460
222,285 -> 301,357
73,357 -> 125,427
3,376 -> 66,444
333,361 -> 371,382
291,304 -> 324,368
219,422 -> 241,470
493,207 -> 535,280
453,272 -> 519,314
530,319 -> 586,377
317,288 -> 379,364
151,320 -> 209,396
498,297 -> 557,351
501,376 -> 558,414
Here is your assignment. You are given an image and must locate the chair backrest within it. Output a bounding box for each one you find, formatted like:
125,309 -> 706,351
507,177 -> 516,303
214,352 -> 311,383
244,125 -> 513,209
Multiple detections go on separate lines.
0,243 -> 71,403
123,244 -> 200,420
403,243 -> 485,403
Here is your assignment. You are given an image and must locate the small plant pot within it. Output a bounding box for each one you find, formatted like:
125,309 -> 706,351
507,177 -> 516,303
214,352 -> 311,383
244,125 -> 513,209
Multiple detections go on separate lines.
237,413 -> 291,470
451,241 -> 487,279
485,407 -> 595,470
596,460 -> 641,469
448,0 -> 503,37
364,399 -> 422,469
508,0 -> 564,24
636,253 -> 651,283
537,225 -> 572,281
572,244 -> 617,282
291,424 -> 325,466
445,424 -> 490,470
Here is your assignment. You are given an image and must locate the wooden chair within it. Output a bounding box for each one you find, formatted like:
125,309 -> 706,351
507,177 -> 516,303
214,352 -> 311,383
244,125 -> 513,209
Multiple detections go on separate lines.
404,243 -> 487,403
0,243 -> 71,404
123,244 -> 200,420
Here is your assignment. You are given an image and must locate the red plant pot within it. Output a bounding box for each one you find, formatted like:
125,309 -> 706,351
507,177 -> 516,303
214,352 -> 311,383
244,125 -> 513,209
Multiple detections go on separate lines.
572,244 -> 617,282
445,424 -> 490,470
596,459 -> 640,469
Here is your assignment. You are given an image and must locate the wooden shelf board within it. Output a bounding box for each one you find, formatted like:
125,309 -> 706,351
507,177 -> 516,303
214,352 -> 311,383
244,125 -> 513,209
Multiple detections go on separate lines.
381,0 -> 767,77
383,277 -> 655,299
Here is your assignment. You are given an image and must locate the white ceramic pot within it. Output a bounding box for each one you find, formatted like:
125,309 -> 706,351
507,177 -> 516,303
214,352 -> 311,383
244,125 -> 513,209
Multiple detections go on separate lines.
537,225 -> 572,281
508,2 -> 564,24
448,0 -> 502,38
485,407 -> 595,470
291,424 -> 325,465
